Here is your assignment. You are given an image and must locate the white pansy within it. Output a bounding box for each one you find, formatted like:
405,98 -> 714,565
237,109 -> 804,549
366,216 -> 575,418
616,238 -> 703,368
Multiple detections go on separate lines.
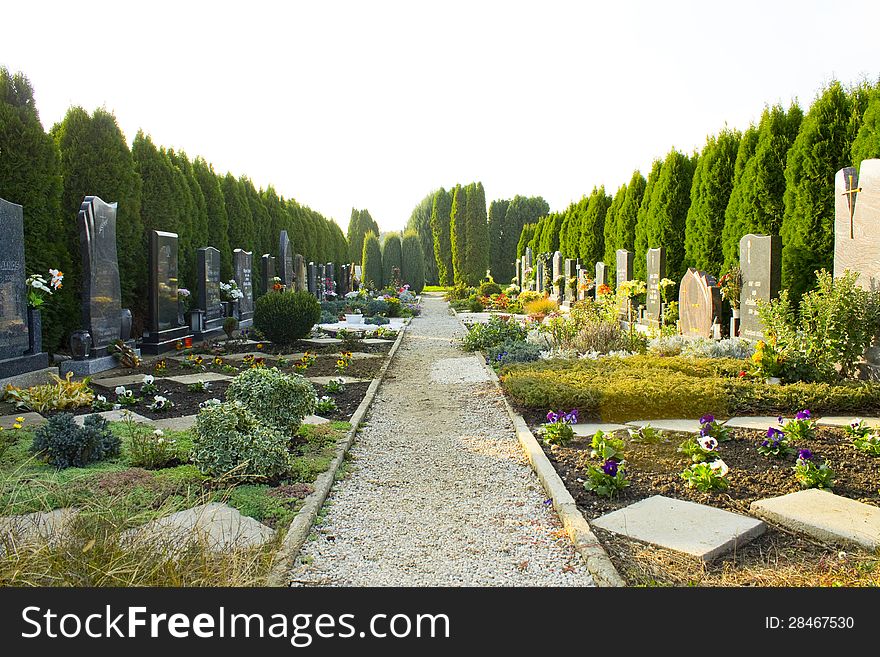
115,386 -> 126,395
709,459 -> 729,477
698,436 -> 718,451
143,374 -> 154,384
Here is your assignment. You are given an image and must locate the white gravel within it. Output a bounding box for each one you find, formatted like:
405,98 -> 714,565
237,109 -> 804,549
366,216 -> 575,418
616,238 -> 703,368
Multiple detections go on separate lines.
289,295 -> 595,587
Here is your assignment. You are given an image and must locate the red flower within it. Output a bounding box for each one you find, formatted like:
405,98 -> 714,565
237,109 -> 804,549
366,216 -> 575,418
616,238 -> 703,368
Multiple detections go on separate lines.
738,370 -> 746,378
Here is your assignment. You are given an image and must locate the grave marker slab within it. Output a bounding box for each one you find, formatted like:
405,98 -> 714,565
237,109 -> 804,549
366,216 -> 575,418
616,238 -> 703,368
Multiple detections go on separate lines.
679,268 -> 721,339
834,160 -> 880,291
645,247 -> 666,326
261,253 -> 275,295
739,234 -> 781,341
551,251 -> 562,298
233,249 -> 253,320
79,196 -> 122,349
141,230 -> 191,354
197,247 -> 223,329
0,198 -> 29,362
279,231 -> 294,288
295,254 -> 307,292
594,261 -> 607,301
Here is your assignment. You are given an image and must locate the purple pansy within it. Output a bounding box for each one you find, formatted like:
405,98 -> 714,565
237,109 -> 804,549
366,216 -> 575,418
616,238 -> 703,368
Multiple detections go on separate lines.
767,427 -> 784,440
546,411 -> 558,423
602,459 -> 619,477
700,414 -> 715,425
797,448 -> 813,461
795,409 -> 811,421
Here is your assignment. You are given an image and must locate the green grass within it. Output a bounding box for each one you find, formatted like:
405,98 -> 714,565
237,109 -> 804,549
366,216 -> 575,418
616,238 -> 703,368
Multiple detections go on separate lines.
501,355 -> 880,422
422,285 -> 451,293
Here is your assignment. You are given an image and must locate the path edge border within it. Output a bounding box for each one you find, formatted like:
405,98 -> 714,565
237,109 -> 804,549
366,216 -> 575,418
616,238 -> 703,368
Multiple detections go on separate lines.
266,325 -> 408,586
453,307 -> 626,587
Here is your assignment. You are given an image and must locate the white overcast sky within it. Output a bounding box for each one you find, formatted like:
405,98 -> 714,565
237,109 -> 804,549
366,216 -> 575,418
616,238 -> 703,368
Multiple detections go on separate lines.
3,1 -> 878,232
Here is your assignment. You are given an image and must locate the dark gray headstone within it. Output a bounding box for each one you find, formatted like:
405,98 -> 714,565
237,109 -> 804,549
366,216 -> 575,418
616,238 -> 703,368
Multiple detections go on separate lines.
0,198 -> 28,361
261,253 -> 275,294
645,247 -> 666,325
197,247 -> 223,323
515,260 -> 521,286
595,261 -> 607,301
679,268 -> 721,339
317,263 -> 326,300
80,197 -> 123,348
834,160 -> 880,291
524,247 -> 533,269
150,230 -> 179,333
739,234 -> 781,341
279,231 -> 294,288
307,262 -> 317,296
326,263 -> 336,297
339,264 -> 350,296
536,259 -> 545,293
295,254 -> 307,292
615,249 -> 633,286
233,249 -> 253,315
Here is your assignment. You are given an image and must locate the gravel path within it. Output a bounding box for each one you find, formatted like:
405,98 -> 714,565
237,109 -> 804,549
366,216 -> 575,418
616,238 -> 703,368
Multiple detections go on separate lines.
290,295 -> 595,587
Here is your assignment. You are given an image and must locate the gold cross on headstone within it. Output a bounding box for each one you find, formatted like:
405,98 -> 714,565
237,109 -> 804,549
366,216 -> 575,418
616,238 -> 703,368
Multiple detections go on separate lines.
842,173 -> 862,239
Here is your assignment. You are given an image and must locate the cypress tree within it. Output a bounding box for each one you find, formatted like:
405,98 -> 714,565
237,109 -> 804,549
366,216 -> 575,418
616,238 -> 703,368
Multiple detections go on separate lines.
721,125 -> 760,270
578,187 -> 611,270
430,188 -> 454,286
852,83 -> 880,164
168,149 -> 209,291
401,230 -> 426,293
617,171 -> 646,257
449,184 -> 468,286
602,184 -> 627,271
361,231 -> 383,290
240,177 -> 267,257
347,208 -> 363,263
53,107 -> 144,333
488,198 -> 510,280
781,81 -> 862,303
260,187 -> 289,296
405,193 -> 439,285
503,196 -> 549,274
633,159 -> 663,280
0,67 -> 69,351
193,157 -> 233,279
382,233 -> 403,286
221,173 -> 254,260
516,223 -> 535,259
641,149 -> 695,285
527,215 -> 544,254
465,182 -> 489,285
683,128 -> 740,274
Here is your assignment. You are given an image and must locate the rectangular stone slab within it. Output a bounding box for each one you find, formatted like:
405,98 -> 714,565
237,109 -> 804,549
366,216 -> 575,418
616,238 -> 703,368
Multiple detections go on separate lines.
722,416 -> 784,431
165,372 -> 233,385
571,423 -> 629,438
750,489 -> 880,550
626,418 -> 702,434
92,373 -> 164,389
592,495 -> 766,562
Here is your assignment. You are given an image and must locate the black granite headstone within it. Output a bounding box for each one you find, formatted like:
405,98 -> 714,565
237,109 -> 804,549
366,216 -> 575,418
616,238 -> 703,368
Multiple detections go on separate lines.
739,234 -> 781,341
150,231 -> 179,333
326,263 -> 336,297
307,262 -> 317,296
233,249 -> 254,317
279,231 -> 294,288
261,254 -> 275,294
0,198 -> 29,361
198,247 -> 223,325
645,247 -> 666,325
79,196 -> 122,348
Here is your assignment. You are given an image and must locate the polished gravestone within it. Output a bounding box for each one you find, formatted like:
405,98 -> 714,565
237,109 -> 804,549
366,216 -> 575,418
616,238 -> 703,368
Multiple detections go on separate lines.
339,264 -> 350,296
279,230 -> 294,289
141,230 -> 192,354
615,249 -> 633,316
195,246 -> 224,339
261,253 -> 275,296
61,196 -> 138,376
535,258 -> 545,294
307,262 -> 317,296
562,258 -> 576,305
233,249 -> 254,325
594,261 -> 607,301
0,198 -> 49,381
679,268 -> 721,339
295,254 -> 307,292
739,234 -> 781,341
644,247 -> 666,327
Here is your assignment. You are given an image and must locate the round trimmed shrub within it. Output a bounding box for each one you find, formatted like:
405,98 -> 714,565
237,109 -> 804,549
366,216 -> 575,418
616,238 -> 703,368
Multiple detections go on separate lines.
31,413 -> 120,469
226,367 -> 317,433
192,401 -> 290,481
254,290 -> 321,344
479,281 -> 502,297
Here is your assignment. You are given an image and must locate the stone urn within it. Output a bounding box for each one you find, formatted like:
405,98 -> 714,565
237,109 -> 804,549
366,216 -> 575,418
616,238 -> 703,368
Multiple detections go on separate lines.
120,308 -> 133,342
730,307 -> 740,339
69,329 -> 91,360
344,313 -> 364,325
27,307 -> 42,354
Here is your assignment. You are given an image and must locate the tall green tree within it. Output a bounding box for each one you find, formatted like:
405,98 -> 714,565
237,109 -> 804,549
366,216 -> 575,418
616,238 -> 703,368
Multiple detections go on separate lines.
781,81 -> 866,303
721,125 -> 760,270
405,193 -> 438,285
683,129 -> 740,274
361,231 -> 383,289
501,195 -> 549,279
577,187 -> 611,270
465,182 -> 489,285
401,230 -> 426,293
640,149 -> 695,285
633,159 -> 663,280
221,173 -> 254,267
168,149 -> 209,291
602,184 -> 627,271
449,184 -> 468,286
430,187 -> 454,286
347,208 -> 378,264
382,233 -> 403,286
53,106 -> 144,333
516,223 -> 535,259
192,157 -> 232,279
852,83 -> 880,164
0,67 -> 70,350
487,198 -> 510,281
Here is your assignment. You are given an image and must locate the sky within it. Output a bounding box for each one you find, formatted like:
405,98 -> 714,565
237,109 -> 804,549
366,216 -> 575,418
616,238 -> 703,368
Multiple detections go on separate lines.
3,1 -> 878,233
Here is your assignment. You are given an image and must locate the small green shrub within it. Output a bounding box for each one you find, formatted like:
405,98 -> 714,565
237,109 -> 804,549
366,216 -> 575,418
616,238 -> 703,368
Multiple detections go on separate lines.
385,297 -> 402,317
224,484 -> 299,527
226,367 -> 317,433
254,291 -> 321,344
467,296 -> 485,312
31,413 -> 120,469
479,281 -> 502,297
192,401 -> 291,481
486,340 -> 542,366
461,316 -> 528,352
366,299 -> 389,317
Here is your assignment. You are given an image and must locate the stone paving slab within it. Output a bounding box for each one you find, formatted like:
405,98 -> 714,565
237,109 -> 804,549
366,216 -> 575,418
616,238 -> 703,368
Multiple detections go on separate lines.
74,409 -> 153,426
303,414 -> 331,426
0,508 -> 78,549
592,495 -> 766,561
152,414 -> 198,431
165,372 -> 233,385
131,502 -> 275,552
307,375 -> 371,385
361,338 -> 395,345
302,337 -> 344,345
0,411 -> 46,429
92,373 -> 159,388
217,351 -> 274,362
722,416 -> 783,431
815,416 -> 880,429
571,423 -> 629,438
626,419 -> 702,434
750,489 -> 880,550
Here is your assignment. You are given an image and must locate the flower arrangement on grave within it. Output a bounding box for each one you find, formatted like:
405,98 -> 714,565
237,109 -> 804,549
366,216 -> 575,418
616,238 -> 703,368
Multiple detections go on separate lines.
114,386 -> 138,407
25,268 -> 63,308
748,340 -> 784,379
582,429 -> 630,498
678,433 -> 721,463
793,449 -> 834,489
314,395 -> 338,413
324,378 -> 346,394
272,276 -> 284,292
779,409 -> 816,442
719,267 -> 742,310
659,278 -> 676,303
91,394 -> 114,412
698,414 -> 730,443
177,288 -> 191,305
188,380 -> 211,393
147,395 -> 174,412
154,359 -> 168,375
596,283 -> 612,296
220,279 -> 244,302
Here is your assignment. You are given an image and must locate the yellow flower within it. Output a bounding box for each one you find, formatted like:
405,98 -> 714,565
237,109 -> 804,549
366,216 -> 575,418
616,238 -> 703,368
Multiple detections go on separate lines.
15,416 -> 24,423
13,423 -> 22,430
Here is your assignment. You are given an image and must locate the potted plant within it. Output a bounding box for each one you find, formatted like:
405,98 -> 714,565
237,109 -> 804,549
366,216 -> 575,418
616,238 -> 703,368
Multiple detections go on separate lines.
25,268 -> 63,354
177,288 -> 191,326
220,279 -> 243,317
719,267 -> 742,337
343,306 -> 364,324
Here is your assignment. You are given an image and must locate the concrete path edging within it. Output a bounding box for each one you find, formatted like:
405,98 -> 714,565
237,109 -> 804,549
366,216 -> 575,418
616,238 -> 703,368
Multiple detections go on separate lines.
266,324 -> 408,586
451,305 -> 625,587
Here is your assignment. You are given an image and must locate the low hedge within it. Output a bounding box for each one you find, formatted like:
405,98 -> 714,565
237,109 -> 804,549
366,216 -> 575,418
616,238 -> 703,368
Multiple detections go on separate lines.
500,355 -> 880,422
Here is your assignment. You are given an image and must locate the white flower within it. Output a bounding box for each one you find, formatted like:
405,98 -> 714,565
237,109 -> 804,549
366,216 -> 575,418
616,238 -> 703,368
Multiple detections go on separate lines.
698,436 -> 718,451
115,386 -> 127,395
143,374 -> 154,384
96,395 -> 106,403
49,268 -> 63,289
153,429 -> 164,437
850,419 -> 862,429
709,459 -> 729,477
112,404 -> 121,410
